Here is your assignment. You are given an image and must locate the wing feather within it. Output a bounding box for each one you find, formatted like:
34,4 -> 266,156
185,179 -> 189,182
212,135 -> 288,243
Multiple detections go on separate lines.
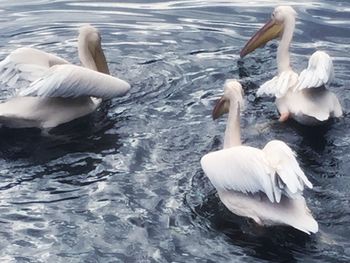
294,51 -> 334,91
201,146 -> 276,202
201,141 -> 313,204
0,47 -> 69,89
19,64 -> 130,99
262,140 -> 312,200
257,70 -> 298,98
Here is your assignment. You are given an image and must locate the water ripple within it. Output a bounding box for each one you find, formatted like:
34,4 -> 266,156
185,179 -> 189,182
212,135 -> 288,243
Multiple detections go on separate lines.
0,0 -> 349,262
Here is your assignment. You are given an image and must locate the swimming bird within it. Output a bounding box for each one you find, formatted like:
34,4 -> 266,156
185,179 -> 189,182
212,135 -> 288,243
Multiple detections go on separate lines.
0,25 -> 130,129
240,6 -> 342,125
200,79 -> 318,234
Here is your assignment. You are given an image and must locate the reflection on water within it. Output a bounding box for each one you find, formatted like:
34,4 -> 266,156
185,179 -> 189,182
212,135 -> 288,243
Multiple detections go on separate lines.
0,0 -> 349,262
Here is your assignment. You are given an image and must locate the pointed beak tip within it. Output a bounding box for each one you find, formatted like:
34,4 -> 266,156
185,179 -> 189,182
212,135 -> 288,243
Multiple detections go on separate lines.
212,108 -> 219,120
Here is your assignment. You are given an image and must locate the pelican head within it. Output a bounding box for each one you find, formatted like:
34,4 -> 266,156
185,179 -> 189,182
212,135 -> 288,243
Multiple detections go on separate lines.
78,24 -> 110,74
240,6 -> 297,58
212,79 -> 244,120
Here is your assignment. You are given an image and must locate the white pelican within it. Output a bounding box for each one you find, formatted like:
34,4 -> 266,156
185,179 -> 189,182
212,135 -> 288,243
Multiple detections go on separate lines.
201,80 -> 318,234
240,6 -> 342,125
0,25 -> 130,129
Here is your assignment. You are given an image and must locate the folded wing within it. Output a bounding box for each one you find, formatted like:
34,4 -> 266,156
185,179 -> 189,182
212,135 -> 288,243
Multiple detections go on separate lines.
0,47 -> 69,89
19,64 -> 130,99
294,51 -> 334,91
201,141 -> 312,203
201,146 -> 277,202
262,140 -> 312,202
257,70 -> 298,98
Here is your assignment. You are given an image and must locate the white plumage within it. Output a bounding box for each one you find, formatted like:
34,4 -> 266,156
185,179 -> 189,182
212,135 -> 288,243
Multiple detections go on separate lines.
241,6 -> 342,125
0,25 -> 130,129
201,80 -> 318,234
19,64 -> 130,99
257,70 -> 298,98
294,51 -> 334,91
202,146 -> 275,201
0,47 -> 69,88
257,51 -> 334,98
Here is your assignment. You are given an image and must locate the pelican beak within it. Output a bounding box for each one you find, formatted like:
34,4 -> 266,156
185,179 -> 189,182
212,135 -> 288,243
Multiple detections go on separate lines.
240,19 -> 283,58
212,97 -> 229,120
94,42 -> 110,74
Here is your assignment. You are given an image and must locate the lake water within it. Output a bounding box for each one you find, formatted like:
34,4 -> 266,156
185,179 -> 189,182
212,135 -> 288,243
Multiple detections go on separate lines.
0,0 -> 349,262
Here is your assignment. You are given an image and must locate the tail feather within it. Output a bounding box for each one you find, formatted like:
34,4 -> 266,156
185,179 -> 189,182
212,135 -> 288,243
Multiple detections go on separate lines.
219,190 -> 318,234
280,197 -> 318,234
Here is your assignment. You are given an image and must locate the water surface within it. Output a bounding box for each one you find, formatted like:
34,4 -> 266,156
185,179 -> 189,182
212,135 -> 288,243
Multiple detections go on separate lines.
0,0 -> 349,262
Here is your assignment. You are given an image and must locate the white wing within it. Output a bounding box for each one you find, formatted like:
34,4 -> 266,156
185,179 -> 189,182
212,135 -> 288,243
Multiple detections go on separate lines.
0,47 -> 69,88
201,141 -> 312,203
257,70 -> 298,98
262,140 -> 312,202
19,64 -> 130,99
201,146 -> 277,202
294,51 -> 334,91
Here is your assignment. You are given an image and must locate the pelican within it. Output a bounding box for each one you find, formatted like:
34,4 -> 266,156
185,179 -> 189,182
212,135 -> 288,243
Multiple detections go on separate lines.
240,6 -> 342,125
0,25 -> 130,129
201,79 -> 318,234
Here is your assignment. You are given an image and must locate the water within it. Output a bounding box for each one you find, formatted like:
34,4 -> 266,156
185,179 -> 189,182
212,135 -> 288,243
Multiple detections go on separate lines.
0,0 -> 349,262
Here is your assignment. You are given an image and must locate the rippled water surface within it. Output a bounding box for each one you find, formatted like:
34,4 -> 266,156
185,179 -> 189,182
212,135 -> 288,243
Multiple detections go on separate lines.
0,0 -> 349,262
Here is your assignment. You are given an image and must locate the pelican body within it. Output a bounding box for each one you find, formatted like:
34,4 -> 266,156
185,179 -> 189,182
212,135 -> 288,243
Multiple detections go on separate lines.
240,6 -> 342,125
201,80 -> 318,234
0,25 -> 130,129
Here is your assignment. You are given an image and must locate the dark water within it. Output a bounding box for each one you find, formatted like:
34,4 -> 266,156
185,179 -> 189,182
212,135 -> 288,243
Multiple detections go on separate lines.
0,0 -> 349,262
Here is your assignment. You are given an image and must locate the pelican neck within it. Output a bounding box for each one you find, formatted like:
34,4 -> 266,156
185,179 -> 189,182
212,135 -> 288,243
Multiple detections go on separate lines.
277,16 -> 295,73
223,101 -> 241,149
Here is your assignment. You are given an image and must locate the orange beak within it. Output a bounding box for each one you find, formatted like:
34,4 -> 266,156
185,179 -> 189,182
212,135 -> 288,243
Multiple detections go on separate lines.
240,19 -> 283,58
